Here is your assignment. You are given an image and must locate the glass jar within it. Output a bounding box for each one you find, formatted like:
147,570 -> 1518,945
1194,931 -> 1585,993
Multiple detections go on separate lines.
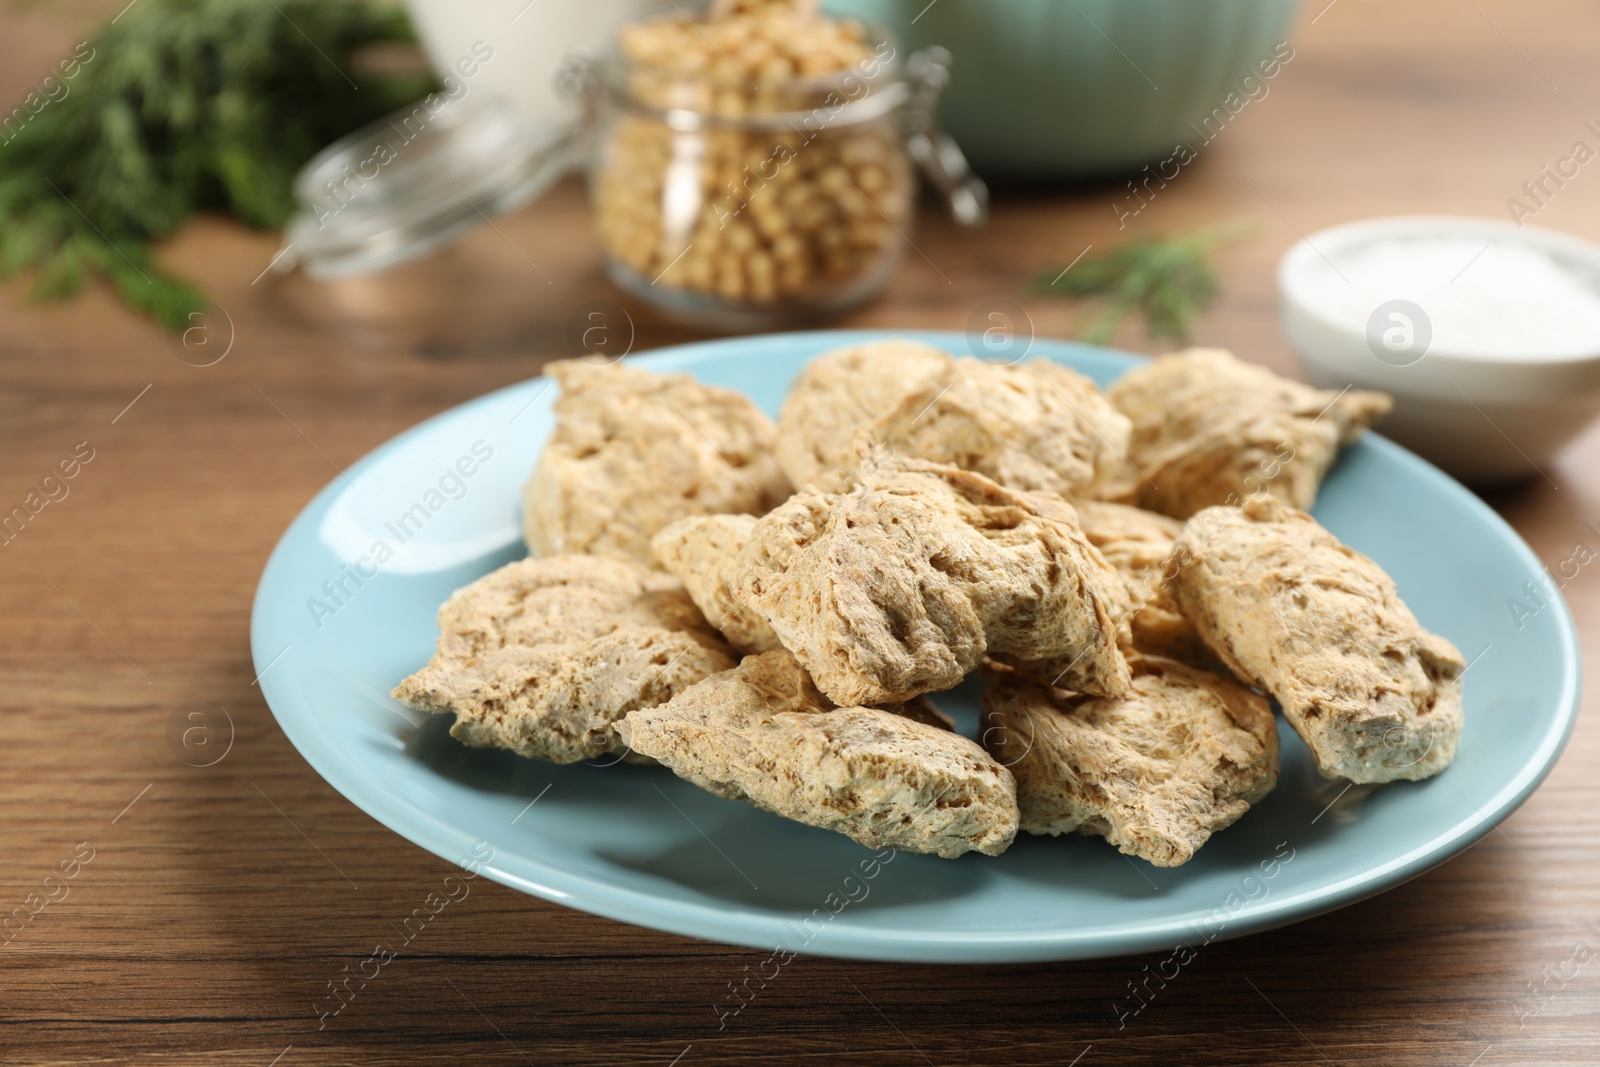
585,24 -> 986,330
277,6 -> 985,328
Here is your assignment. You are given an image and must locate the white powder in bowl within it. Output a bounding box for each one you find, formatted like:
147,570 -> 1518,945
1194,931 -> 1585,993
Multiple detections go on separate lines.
1306,236 -> 1600,360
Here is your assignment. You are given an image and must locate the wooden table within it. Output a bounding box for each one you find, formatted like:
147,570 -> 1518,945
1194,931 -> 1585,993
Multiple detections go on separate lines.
4,0 -> 1599,1063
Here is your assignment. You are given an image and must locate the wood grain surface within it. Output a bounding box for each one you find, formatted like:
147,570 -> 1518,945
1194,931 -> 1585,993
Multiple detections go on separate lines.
4,0 -> 1599,1063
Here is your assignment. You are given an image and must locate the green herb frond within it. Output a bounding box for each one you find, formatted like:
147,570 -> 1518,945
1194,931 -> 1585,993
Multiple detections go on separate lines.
0,0 -> 434,331
1032,221 -> 1257,345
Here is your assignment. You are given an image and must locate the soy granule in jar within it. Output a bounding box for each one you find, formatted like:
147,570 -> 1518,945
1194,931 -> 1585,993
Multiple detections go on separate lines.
618,0 -> 875,98
594,0 -> 911,308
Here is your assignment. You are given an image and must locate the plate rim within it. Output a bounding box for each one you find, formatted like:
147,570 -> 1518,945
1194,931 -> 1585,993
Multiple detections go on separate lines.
251,328 -> 1582,963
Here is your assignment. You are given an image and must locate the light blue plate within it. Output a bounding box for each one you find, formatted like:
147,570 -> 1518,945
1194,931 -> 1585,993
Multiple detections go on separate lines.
252,330 -> 1579,963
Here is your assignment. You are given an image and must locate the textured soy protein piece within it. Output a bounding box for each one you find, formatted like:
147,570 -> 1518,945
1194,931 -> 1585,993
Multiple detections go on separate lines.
524,358 -> 791,563
652,514 -> 784,655
1101,347 -> 1391,519
776,339 -> 1130,497
1166,497 -> 1464,783
981,655 -> 1279,867
731,449 -> 1132,706
620,650 -> 1019,858
1075,500 -> 1225,671
393,554 -> 736,762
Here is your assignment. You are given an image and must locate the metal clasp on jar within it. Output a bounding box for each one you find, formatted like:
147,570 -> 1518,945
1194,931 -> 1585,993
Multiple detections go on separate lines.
906,47 -> 988,228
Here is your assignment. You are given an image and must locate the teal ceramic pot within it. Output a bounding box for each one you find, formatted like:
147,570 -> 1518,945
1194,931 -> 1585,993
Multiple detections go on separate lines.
828,0 -> 1301,179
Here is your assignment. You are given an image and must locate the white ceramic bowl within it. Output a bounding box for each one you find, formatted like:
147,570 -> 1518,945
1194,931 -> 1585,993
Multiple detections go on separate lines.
403,0 -> 648,135
1279,216 -> 1600,483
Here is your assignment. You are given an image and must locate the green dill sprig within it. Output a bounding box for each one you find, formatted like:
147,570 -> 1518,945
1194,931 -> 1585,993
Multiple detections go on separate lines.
0,0 -> 434,331
1031,222 -> 1256,345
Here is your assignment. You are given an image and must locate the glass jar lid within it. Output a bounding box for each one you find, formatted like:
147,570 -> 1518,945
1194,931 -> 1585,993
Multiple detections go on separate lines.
280,97 -> 578,280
